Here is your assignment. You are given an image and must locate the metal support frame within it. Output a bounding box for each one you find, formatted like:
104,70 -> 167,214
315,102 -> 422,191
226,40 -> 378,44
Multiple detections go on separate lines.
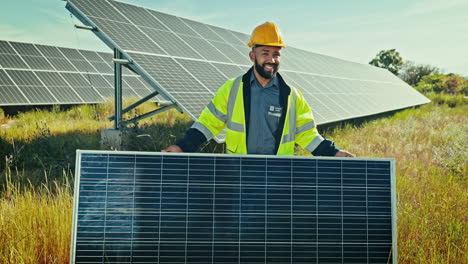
109,91 -> 159,121
113,49 -> 123,130
111,51 -> 178,128
122,104 -> 177,126
74,24 -> 96,31
67,1 -> 186,133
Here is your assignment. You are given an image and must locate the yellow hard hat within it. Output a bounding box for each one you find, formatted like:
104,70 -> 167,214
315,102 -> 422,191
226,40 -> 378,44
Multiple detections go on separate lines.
247,21 -> 286,48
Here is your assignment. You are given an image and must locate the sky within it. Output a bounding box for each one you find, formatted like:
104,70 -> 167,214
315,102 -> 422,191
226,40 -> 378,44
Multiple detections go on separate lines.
1,0 -> 467,76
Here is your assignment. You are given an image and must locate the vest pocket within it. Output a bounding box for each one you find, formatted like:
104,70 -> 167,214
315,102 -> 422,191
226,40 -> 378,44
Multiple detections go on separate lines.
225,128 -> 240,154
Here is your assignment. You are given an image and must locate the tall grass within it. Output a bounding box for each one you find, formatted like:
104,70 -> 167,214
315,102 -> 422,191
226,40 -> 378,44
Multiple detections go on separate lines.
0,99 -> 467,263
0,168 -> 72,264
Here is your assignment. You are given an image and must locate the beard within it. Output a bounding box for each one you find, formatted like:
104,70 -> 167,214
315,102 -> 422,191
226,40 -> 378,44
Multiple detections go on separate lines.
254,58 -> 279,79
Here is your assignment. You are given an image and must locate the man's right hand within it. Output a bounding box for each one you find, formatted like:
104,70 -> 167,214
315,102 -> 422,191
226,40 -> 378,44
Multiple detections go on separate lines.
161,145 -> 183,152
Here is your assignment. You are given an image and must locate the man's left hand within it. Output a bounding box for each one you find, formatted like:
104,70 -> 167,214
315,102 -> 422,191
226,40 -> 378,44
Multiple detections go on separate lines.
335,150 -> 356,157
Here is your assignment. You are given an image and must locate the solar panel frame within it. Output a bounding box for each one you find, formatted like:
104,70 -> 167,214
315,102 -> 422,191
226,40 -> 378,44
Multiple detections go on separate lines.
71,150 -> 397,264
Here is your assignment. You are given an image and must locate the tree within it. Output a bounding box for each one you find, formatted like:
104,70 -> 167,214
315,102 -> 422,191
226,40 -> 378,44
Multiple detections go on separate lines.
414,73 -> 467,95
369,49 -> 403,75
399,61 -> 439,86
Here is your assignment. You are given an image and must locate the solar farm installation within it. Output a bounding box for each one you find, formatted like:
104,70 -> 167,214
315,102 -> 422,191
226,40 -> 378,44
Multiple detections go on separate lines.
65,0 -> 428,128
1,0 -> 440,262
58,0 -> 428,262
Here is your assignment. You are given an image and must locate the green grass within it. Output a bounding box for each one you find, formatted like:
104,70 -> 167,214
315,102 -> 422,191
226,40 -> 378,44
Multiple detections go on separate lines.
0,98 -> 467,263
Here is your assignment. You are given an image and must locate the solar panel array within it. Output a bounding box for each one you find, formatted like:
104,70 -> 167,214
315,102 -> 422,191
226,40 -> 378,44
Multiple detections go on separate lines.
72,151 -> 397,264
0,40 -> 161,106
66,0 -> 428,126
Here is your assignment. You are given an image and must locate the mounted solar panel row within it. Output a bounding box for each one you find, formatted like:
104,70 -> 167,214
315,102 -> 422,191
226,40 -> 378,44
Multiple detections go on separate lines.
66,0 -> 429,128
0,40 -> 163,106
71,151 -> 397,264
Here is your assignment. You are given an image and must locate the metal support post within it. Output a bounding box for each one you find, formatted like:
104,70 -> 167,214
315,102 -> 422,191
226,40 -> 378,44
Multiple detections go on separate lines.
114,49 -> 123,130
108,91 -> 159,121
122,104 -> 177,125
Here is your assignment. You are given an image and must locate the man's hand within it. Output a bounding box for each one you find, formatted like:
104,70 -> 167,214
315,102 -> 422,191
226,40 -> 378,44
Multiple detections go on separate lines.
335,150 -> 355,157
161,145 -> 183,152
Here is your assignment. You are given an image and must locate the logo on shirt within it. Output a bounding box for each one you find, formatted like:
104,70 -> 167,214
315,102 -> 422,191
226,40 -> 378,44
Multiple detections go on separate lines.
268,105 -> 282,117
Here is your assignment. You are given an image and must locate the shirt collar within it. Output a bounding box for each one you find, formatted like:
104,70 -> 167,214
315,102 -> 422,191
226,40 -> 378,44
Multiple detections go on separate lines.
250,70 -> 279,89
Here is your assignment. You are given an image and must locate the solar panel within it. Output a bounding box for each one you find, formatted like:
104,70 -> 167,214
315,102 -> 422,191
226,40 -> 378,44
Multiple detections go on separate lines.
66,0 -> 429,131
71,150 -> 397,264
0,40 -> 164,106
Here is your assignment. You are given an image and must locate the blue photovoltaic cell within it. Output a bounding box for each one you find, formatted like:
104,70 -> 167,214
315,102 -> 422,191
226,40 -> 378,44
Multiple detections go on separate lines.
71,151 -> 397,264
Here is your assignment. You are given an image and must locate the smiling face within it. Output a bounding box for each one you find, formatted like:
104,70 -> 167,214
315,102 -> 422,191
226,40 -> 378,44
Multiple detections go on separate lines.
249,46 -> 282,80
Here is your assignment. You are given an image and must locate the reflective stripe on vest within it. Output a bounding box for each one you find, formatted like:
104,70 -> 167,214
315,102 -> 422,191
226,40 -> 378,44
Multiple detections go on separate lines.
296,120 -> 316,134
281,90 -> 297,144
227,76 -> 244,132
207,101 -> 227,123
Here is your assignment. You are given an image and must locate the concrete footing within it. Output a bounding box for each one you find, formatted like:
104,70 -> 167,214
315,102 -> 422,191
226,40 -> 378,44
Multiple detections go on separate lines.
100,129 -> 123,150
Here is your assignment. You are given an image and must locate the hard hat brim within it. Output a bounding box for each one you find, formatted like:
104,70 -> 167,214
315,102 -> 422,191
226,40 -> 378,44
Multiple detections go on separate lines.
248,42 -> 286,48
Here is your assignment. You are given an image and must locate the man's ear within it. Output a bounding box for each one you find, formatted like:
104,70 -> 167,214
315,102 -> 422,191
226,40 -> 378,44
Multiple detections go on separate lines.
249,51 -> 255,62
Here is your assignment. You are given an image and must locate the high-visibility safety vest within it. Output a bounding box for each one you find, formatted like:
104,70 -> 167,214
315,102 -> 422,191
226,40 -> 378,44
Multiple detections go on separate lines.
192,74 -> 324,155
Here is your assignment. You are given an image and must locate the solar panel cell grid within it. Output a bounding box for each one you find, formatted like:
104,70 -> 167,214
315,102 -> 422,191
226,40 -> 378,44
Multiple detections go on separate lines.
174,58 -> 229,93
46,57 -> 78,72
46,86 -> 82,103
230,31 -> 250,44
78,50 -> 105,62
212,63 -> 246,79
0,42 -> 15,54
19,86 -> 56,104
59,47 -> 89,61
0,54 -> 29,69
207,25 -> 245,46
128,53 -> 212,95
0,86 -> 28,104
95,18 -> 167,55
0,70 -> 15,85
71,0 -> 129,22
21,56 -> 55,70
60,72 -> 104,102
209,41 -> 250,65
35,45 -> 64,58
87,61 -> 113,73
181,18 -> 226,42
110,1 -> 168,31
60,72 -> 91,87
177,35 -> 232,63
72,151 -> 396,264
73,88 -> 104,103
87,74 -> 112,87
9,42 -> 42,56
141,27 -> 203,59
6,70 -> 43,86
169,91 -> 217,117
0,39 -> 170,106
35,71 -> 69,86
146,9 -> 199,37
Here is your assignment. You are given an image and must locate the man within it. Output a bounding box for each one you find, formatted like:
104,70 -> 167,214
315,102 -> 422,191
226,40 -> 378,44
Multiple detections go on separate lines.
163,21 -> 355,157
